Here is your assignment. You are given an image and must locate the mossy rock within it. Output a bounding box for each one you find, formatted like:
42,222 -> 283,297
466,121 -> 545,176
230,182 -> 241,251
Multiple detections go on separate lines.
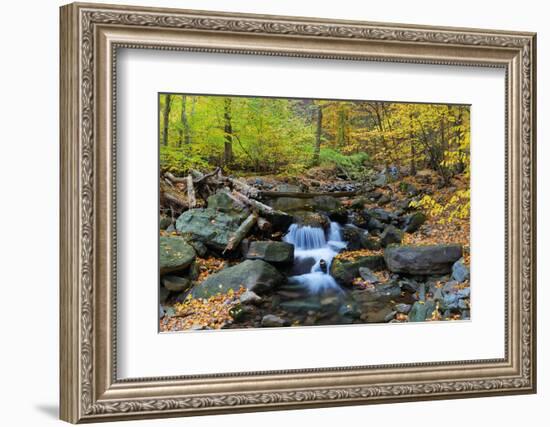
159,236 -> 196,275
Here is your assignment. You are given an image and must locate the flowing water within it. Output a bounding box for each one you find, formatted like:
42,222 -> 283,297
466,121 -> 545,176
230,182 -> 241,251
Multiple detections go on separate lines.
283,222 -> 347,293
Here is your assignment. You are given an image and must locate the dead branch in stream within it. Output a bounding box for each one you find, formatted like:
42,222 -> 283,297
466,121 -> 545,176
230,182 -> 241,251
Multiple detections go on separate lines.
186,175 -> 196,209
259,190 -> 357,198
224,212 -> 258,253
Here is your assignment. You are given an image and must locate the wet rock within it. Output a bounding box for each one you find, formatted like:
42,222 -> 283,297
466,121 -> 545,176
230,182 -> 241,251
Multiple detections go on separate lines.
394,303 -> 412,314
246,241 -> 294,264
380,225 -> 404,247
367,217 -> 385,233
162,275 -> 191,293
160,215 -> 172,230
403,211 -> 427,233
239,290 -> 262,305
358,267 -> 380,284
175,208 -> 244,251
384,244 -> 463,275
408,300 -> 437,322
365,208 -> 393,224
342,224 -> 370,250
261,314 -> 289,327
452,259 -> 470,282
192,259 -> 285,298
159,236 -> 196,275
330,255 -> 385,287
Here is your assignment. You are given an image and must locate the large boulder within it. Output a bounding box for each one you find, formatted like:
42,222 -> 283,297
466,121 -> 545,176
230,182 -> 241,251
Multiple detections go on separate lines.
246,241 -> 294,264
330,255 -> 385,287
159,236 -> 196,275
191,259 -> 285,298
384,244 -> 463,275
207,190 -> 248,216
175,208 -> 243,251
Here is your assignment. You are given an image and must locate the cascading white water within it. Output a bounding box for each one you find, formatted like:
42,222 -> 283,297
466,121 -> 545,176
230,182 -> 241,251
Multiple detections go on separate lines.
283,222 -> 347,292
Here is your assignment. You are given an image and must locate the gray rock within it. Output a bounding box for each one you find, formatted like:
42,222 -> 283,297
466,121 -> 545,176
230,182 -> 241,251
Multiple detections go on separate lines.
239,290 -> 262,305
312,195 -> 341,213
272,197 -> 313,212
384,311 -> 397,322
159,236 -> 196,275
409,300 -> 437,322
175,208 -> 244,251
442,293 -> 460,310
261,314 -> 289,327
207,190 -> 248,215
342,224 -> 371,250
384,244 -> 463,275
159,286 -> 170,304
452,259 -> 470,282
458,299 -> 470,310
394,303 -> 412,314
330,255 -> 385,287
159,304 -> 165,319
380,225 -> 404,247
192,260 -> 285,298
162,275 -> 191,293
403,211 -> 427,233
246,241 -> 294,264
457,287 -> 471,299
188,240 -> 208,257
160,216 -> 172,230
372,172 -> 387,187
166,224 -> 176,233
358,267 -> 380,284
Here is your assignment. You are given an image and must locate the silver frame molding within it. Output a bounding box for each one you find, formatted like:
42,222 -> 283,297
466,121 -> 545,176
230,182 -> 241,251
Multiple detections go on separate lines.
60,2 -> 537,423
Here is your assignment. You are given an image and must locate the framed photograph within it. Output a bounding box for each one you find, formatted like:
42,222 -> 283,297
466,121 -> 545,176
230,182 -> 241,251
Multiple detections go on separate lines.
60,2 -> 537,423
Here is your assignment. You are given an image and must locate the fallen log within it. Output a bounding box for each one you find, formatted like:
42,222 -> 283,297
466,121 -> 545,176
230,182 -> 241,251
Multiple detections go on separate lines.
231,190 -> 293,230
186,175 -> 196,209
228,177 -> 260,198
164,172 -> 187,184
224,212 -> 258,253
162,192 -> 188,209
259,190 -> 357,198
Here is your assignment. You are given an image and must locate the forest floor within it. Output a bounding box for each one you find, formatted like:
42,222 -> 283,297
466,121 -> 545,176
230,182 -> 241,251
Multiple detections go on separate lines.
159,165 -> 470,332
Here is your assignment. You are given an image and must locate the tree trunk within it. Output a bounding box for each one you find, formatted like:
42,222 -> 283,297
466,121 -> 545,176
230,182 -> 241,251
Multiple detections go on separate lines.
223,97 -> 233,165
313,104 -> 323,165
409,113 -> 416,176
178,95 -> 191,146
162,94 -> 172,146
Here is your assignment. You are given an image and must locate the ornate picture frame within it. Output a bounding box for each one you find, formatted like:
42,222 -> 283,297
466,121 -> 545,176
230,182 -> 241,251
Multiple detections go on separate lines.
60,2 -> 536,423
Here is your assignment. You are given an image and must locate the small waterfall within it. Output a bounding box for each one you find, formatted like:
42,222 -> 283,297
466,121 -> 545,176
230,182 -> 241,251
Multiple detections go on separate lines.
284,224 -> 327,250
283,221 -> 346,293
